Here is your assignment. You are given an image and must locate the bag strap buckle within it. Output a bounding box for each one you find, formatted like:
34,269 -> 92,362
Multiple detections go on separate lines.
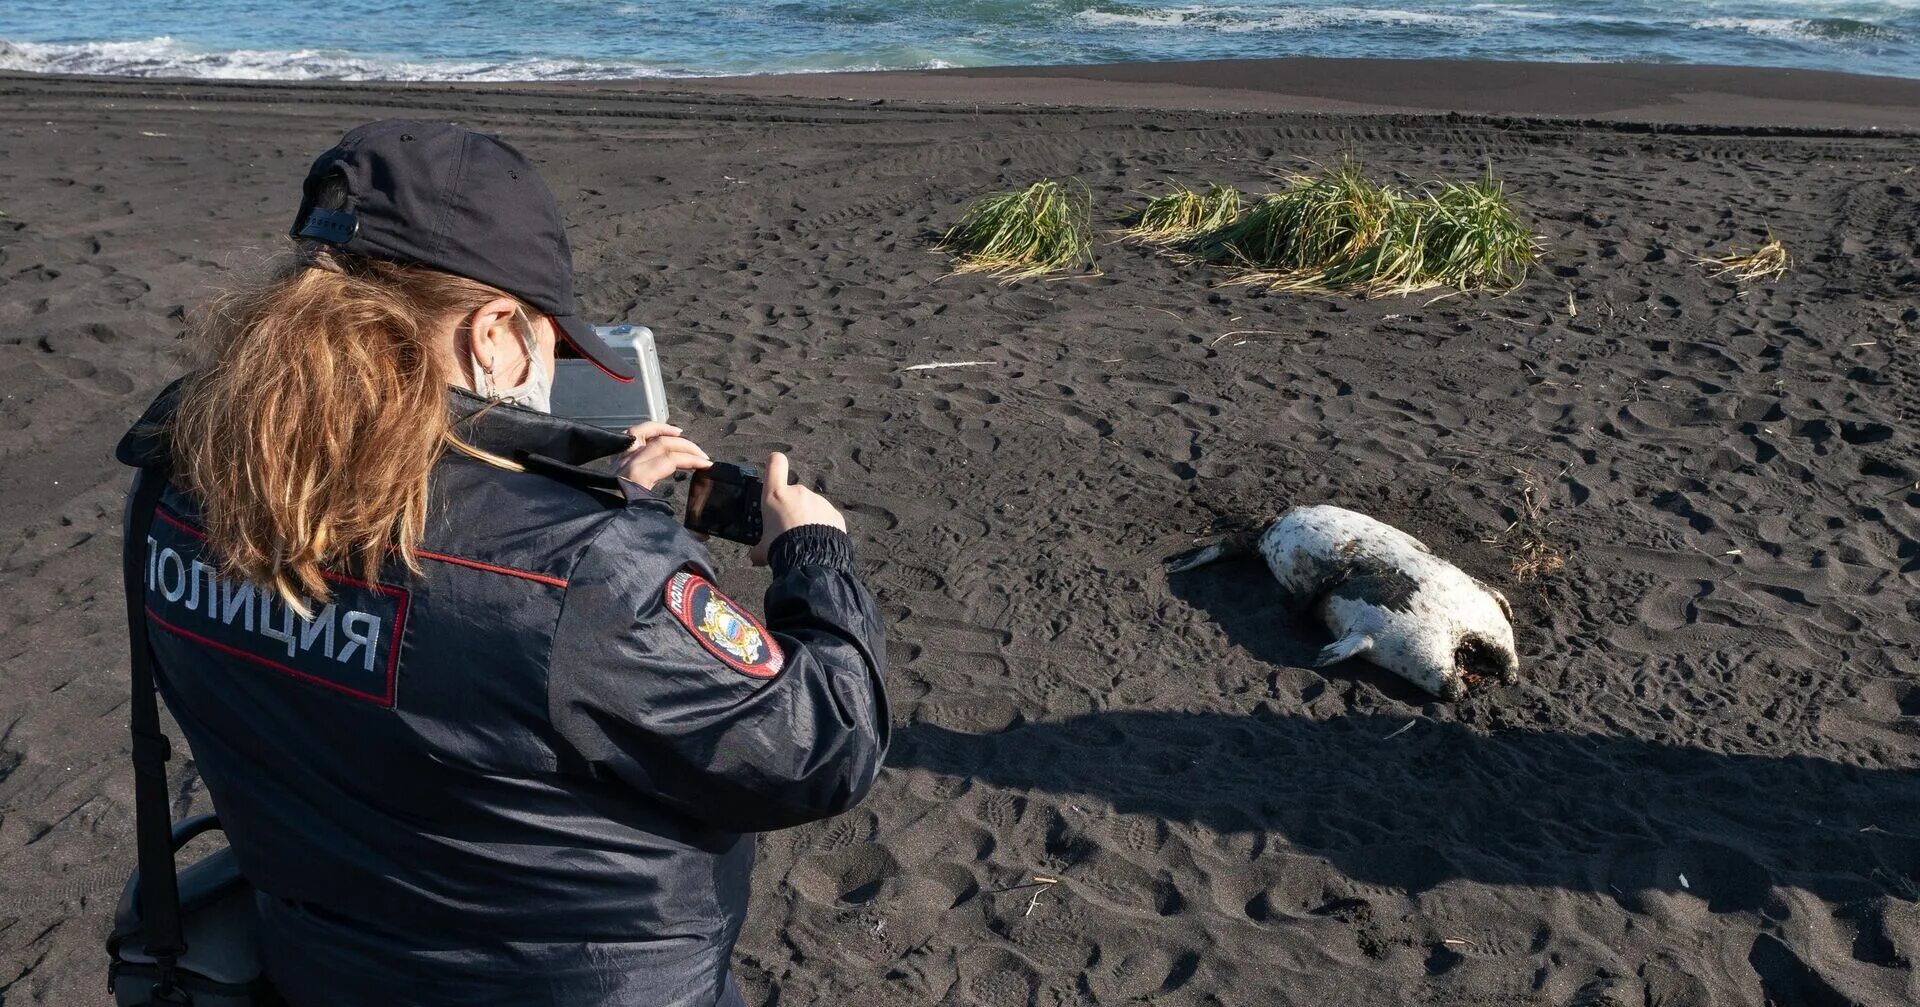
146,951 -> 193,1005
131,730 -> 172,765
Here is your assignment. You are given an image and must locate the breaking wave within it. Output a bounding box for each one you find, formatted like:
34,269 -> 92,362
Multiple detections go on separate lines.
0,35 -> 959,82
1076,5 -> 1481,33
0,37 -> 685,80
1689,16 -> 1905,43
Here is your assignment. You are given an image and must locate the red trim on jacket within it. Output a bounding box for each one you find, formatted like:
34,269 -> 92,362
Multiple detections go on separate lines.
151,507 -> 568,589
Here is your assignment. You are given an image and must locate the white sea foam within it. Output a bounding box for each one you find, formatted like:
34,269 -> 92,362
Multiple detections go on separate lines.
1076,5 -> 1479,34
1689,15 -> 1903,43
0,36 -> 681,80
0,35 -> 965,81
1692,16 -> 1810,40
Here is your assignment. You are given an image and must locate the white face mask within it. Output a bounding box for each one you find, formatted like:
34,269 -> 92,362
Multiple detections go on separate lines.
472,307 -> 551,413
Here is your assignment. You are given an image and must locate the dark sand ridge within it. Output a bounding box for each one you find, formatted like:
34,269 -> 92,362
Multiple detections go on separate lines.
1,62 -> 1917,1006
645,58 -> 1920,132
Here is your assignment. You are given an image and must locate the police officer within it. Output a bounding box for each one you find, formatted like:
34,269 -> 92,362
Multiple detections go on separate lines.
116,120 -> 889,1006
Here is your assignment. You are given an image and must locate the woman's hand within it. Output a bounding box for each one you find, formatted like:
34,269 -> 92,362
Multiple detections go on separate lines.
751,452 -> 846,566
615,422 -> 711,496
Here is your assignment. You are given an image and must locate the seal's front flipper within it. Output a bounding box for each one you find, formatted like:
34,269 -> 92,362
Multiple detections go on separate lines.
1314,633 -> 1374,667
1165,542 -> 1232,574
1165,528 -> 1263,574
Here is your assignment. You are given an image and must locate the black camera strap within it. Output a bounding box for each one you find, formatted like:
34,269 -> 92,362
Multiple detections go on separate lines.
122,463 -> 188,991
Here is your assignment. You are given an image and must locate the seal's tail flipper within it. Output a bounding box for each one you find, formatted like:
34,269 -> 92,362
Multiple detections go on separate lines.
1165,529 -> 1262,573
1315,633 -> 1375,667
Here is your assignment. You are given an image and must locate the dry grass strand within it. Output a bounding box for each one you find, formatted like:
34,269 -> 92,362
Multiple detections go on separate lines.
1700,233 -> 1790,283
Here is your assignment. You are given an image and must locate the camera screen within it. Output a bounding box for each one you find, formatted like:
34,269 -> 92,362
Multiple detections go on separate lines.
686,467 -> 761,543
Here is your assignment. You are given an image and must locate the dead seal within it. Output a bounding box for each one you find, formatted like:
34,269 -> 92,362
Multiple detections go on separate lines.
1168,505 -> 1519,700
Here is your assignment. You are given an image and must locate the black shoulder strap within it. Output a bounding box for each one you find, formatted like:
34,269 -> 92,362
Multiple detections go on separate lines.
123,464 -> 187,970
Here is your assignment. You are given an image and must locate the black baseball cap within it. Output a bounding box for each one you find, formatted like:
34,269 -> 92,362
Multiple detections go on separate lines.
289,118 -> 635,382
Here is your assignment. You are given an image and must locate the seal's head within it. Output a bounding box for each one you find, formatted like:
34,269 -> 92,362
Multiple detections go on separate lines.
1371,578 -> 1519,701
1453,633 -> 1521,695
1446,582 -> 1520,697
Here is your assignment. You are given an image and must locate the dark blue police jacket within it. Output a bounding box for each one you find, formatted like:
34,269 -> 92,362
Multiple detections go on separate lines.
116,382 -> 890,1007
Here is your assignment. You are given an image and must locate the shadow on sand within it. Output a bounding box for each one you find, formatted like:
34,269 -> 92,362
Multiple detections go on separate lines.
889,556 -> 1920,916
893,710 -> 1920,911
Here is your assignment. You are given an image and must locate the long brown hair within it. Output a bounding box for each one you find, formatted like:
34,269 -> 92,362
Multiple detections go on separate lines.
170,241 -> 522,612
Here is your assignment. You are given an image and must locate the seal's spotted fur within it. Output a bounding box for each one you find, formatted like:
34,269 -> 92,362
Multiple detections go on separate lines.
1169,505 -> 1518,700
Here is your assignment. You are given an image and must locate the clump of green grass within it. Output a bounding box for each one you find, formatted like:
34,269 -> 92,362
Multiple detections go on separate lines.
1267,195 -> 1433,294
938,178 -> 1097,280
1204,162 -> 1398,281
1121,182 -> 1241,246
1310,174 -> 1537,295
1700,232 -> 1790,283
1410,175 -> 1538,292
1200,161 -> 1536,296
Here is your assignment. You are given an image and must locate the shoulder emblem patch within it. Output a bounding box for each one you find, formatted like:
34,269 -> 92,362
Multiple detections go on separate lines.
665,571 -> 785,679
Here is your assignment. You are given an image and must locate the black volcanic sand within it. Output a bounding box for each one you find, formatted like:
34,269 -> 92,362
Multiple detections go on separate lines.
2,68 -> 1918,1006
639,58 -> 1920,131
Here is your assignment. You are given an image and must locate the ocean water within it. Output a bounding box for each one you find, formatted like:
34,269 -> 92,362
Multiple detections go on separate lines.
2,0 -> 1917,82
